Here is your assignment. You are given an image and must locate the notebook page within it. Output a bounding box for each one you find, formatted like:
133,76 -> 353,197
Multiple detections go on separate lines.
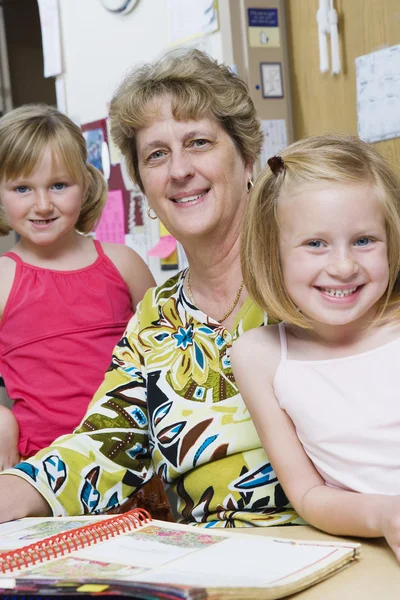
138,535 -> 355,588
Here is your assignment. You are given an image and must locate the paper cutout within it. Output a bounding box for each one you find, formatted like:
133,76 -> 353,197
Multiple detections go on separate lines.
95,190 -> 125,244
148,235 -> 177,258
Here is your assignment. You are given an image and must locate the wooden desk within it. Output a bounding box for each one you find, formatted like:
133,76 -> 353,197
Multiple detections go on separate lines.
243,525 -> 400,599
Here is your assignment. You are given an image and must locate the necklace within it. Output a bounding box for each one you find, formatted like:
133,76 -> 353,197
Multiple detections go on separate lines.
186,269 -> 245,323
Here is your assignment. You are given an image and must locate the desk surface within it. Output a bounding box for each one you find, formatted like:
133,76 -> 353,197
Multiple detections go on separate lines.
243,525 -> 399,599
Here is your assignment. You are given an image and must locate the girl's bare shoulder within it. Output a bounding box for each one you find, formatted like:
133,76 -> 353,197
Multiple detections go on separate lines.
235,322 -> 281,350
231,323 -> 282,377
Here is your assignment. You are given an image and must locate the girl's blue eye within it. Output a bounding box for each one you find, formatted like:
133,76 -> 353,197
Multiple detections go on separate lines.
15,186 -> 28,194
52,182 -> 67,191
307,240 -> 324,248
355,237 -> 371,247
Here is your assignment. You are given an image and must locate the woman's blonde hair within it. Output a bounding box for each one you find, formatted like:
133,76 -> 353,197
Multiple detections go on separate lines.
242,133 -> 400,328
0,104 -> 107,236
110,48 -> 263,191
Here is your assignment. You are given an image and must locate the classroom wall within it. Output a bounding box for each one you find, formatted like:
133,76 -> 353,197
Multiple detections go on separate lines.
286,0 -> 400,174
58,0 -> 228,123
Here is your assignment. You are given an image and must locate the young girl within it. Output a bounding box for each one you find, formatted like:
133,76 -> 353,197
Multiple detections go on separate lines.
231,134 -> 400,560
0,104 -> 155,472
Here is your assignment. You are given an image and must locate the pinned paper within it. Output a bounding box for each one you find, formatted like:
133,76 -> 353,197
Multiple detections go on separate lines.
95,190 -> 125,244
148,235 -> 176,258
37,0 -> 62,77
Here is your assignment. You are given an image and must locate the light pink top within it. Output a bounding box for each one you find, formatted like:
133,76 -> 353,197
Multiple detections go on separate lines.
274,322 -> 400,495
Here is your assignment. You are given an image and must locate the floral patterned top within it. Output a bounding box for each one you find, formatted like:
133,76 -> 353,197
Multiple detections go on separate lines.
7,271 -> 301,528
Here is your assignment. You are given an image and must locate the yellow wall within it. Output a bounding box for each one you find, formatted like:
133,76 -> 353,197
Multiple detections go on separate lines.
286,0 -> 400,172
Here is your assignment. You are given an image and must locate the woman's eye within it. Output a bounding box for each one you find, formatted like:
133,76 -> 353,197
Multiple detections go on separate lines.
307,240 -> 324,248
148,150 -> 165,161
355,237 -> 372,247
52,182 -> 67,191
192,139 -> 209,148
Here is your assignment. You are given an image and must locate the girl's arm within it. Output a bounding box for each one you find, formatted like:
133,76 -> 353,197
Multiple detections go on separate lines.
0,405 -> 20,470
231,329 -> 400,561
102,243 -> 155,309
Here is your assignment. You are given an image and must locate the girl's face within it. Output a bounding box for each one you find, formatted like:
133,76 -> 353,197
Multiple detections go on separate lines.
0,147 -> 85,248
277,182 -> 389,333
135,98 -> 253,244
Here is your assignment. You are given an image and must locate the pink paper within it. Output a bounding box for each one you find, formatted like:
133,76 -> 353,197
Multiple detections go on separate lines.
95,190 -> 125,244
148,235 -> 176,258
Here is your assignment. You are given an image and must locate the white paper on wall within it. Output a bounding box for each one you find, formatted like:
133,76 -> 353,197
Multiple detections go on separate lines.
37,0 -> 62,78
356,44 -> 400,143
260,120 -> 288,169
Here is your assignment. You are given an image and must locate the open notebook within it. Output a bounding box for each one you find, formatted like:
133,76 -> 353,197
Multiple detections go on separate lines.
0,509 -> 360,599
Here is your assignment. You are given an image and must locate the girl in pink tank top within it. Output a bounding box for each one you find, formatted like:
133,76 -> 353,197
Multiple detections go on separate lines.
232,134 -> 400,561
0,104 -> 155,468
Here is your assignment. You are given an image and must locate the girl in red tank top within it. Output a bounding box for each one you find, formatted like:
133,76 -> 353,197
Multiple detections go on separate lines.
0,105 -> 174,522
0,104 -> 155,465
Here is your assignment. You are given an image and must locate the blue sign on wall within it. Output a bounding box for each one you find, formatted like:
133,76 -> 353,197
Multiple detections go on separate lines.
248,8 -> 278,28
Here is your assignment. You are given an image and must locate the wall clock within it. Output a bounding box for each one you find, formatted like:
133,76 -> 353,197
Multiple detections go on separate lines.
100,0 -> 140,15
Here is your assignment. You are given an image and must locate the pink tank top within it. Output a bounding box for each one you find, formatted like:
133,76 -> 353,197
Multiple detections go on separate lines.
274,322 -> 400,495
0,240 -> 133,457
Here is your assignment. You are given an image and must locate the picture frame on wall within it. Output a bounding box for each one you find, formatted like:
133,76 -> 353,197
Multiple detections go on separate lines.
260,62 -> 284,98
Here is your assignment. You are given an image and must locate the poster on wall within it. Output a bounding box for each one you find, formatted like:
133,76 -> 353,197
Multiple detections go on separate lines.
356,44 -> 400,143
83,129 -> 105,173
247,7 -> 280,48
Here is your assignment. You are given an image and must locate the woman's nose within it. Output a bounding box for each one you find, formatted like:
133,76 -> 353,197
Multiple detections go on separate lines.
169,151 -> 195,181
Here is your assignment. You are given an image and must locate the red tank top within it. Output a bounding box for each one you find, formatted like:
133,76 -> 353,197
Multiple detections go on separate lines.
0,240 -> 133,457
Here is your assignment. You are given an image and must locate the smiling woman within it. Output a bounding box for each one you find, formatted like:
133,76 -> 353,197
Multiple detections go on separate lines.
0,51 -> 301,529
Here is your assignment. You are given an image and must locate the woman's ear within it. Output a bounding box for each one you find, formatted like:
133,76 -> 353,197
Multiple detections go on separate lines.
245,161 -> 255,182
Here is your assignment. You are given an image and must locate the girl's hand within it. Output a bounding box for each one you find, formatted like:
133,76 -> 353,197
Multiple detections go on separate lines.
378,497 -> 400,561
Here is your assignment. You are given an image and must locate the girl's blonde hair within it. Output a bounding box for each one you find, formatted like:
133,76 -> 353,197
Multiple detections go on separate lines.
0,104 -> 107,236
110,48 -> 263,191
242,134 -> 400,328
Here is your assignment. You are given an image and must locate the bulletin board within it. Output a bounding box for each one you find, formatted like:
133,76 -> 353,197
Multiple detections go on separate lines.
81,118 -> 143,236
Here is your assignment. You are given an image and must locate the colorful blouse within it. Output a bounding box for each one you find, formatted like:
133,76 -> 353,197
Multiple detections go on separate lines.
6,271 -> 301,528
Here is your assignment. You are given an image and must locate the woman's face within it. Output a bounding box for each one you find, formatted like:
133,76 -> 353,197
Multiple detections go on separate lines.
136,99 -> 253,242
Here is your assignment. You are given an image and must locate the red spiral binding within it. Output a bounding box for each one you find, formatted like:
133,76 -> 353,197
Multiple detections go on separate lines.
0,508 -> 151,574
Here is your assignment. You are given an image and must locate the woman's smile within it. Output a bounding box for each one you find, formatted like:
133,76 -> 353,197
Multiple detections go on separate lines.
170,188 -> 210,205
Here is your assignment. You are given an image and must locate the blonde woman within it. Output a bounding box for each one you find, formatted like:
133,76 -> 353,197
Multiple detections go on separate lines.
0,50 -> 300,528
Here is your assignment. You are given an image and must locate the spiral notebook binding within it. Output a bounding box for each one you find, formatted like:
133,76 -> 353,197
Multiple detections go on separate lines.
0,508 -> 151,574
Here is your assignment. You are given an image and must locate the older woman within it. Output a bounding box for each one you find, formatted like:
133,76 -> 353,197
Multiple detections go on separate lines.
0,50 -> 301,528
